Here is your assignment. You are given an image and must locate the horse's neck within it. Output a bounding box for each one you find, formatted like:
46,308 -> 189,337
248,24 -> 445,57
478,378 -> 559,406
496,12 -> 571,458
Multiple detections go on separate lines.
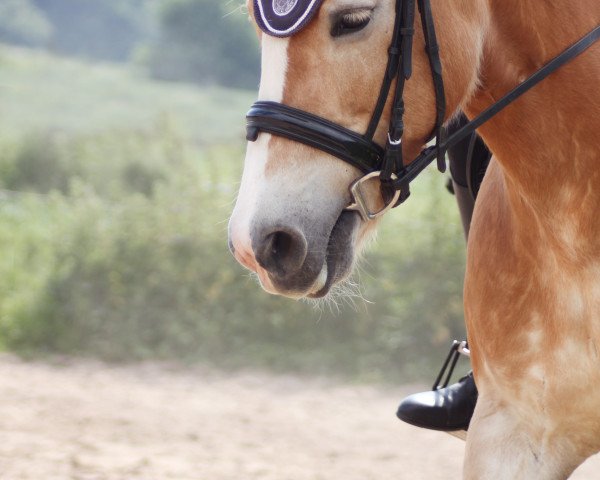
464,0 -> 600,240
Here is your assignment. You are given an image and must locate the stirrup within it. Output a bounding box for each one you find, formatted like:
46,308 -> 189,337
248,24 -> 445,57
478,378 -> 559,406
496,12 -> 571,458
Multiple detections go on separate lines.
432,340 -> 470,391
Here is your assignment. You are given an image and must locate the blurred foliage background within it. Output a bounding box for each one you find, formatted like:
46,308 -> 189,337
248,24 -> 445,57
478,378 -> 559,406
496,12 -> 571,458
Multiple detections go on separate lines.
0,0 -> 467,383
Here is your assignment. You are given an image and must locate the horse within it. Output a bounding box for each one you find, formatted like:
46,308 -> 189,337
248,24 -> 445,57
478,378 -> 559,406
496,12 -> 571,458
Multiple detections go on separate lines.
228,0 -> 600,477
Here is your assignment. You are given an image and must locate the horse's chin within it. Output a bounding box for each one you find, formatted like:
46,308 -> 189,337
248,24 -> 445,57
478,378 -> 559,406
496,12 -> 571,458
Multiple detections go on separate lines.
306,210 -> 361,299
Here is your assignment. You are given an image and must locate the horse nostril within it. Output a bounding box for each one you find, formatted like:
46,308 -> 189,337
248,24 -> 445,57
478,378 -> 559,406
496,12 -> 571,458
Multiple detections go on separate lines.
254,227 -> 308,277
269,231 -> 291,259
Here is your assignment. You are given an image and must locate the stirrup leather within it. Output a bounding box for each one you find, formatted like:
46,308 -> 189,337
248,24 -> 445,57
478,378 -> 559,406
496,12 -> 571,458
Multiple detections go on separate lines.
432,340 -> 470,391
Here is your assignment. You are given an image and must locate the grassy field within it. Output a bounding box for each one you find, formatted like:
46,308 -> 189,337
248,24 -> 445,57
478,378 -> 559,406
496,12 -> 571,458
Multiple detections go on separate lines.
0,45 -> 255,143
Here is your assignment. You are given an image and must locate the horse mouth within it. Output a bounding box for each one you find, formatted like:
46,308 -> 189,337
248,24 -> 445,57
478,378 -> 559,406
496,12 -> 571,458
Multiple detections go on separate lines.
307,210 -> 360,298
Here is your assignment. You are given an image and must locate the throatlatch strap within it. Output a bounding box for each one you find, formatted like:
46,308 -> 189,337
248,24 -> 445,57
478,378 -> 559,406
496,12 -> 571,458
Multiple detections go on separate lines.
417,0 -> 446,173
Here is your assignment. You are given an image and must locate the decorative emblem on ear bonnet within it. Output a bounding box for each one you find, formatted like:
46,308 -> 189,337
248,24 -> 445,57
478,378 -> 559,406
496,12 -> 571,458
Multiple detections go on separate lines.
254,0 -> 325,37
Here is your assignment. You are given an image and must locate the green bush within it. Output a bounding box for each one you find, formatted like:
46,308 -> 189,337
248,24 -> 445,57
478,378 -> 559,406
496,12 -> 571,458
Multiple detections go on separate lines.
0,128 -> 467,382
0,125 -> 179,197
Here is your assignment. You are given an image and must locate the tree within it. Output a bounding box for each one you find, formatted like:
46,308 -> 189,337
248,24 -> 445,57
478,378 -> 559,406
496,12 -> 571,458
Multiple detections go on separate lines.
148,0 -> 260,89
31,0 -> 151,61
0,0 -> 53,47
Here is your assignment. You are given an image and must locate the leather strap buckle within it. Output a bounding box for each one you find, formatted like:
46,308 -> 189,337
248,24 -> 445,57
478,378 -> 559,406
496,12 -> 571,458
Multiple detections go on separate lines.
346,171 -> 401,221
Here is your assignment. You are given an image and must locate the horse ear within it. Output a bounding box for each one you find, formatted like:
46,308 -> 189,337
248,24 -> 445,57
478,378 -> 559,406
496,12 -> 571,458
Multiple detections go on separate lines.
254,0 -> 325,37
247,0 -> 263,39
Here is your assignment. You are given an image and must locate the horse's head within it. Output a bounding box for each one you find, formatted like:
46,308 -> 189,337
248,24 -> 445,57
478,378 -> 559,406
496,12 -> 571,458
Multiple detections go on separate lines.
229,0 -> 487,298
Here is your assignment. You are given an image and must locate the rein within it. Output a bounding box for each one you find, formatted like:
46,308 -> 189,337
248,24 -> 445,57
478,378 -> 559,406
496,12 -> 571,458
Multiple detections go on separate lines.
246,0 -> 600,221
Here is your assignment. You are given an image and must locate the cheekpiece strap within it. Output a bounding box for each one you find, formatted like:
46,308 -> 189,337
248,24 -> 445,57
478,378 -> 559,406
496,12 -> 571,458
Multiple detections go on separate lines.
254,0 -> 325,37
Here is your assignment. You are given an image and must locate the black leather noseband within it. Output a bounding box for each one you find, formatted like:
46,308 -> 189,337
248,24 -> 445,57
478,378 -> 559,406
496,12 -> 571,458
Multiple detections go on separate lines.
246,0 -> 600,220
246,102 -> 384,174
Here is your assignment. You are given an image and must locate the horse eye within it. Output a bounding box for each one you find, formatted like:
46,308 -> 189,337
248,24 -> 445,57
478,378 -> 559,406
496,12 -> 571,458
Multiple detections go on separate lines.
331,11 -> 371,37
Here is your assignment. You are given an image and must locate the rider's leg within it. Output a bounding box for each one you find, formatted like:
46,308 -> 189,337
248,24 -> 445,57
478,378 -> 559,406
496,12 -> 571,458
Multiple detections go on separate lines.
447,112 -> 491,238
396,114 -> 491,432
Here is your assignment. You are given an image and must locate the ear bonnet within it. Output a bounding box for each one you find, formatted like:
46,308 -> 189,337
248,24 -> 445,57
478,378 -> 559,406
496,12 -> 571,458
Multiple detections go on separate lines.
254,0 -> 325,37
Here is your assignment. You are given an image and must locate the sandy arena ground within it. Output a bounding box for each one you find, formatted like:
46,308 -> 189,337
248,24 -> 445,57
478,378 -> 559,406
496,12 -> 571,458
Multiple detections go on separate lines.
0,355 -> 598,480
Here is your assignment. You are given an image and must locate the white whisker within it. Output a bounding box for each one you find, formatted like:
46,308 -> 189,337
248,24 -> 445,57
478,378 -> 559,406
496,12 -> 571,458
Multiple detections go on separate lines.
222,2 -> 246,18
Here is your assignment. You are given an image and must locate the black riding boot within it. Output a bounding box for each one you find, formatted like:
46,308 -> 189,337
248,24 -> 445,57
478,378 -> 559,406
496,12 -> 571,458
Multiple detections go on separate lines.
396,117 -> 490,433
396,372 -> 477,431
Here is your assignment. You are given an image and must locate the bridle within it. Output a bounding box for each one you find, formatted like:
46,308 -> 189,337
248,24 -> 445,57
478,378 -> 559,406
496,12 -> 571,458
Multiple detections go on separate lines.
246,0 -> 600,221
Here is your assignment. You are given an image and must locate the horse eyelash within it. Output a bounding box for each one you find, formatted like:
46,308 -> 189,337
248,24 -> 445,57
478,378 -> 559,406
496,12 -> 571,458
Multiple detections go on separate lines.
331,10 -> 372,37
342,10 -> 372,25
